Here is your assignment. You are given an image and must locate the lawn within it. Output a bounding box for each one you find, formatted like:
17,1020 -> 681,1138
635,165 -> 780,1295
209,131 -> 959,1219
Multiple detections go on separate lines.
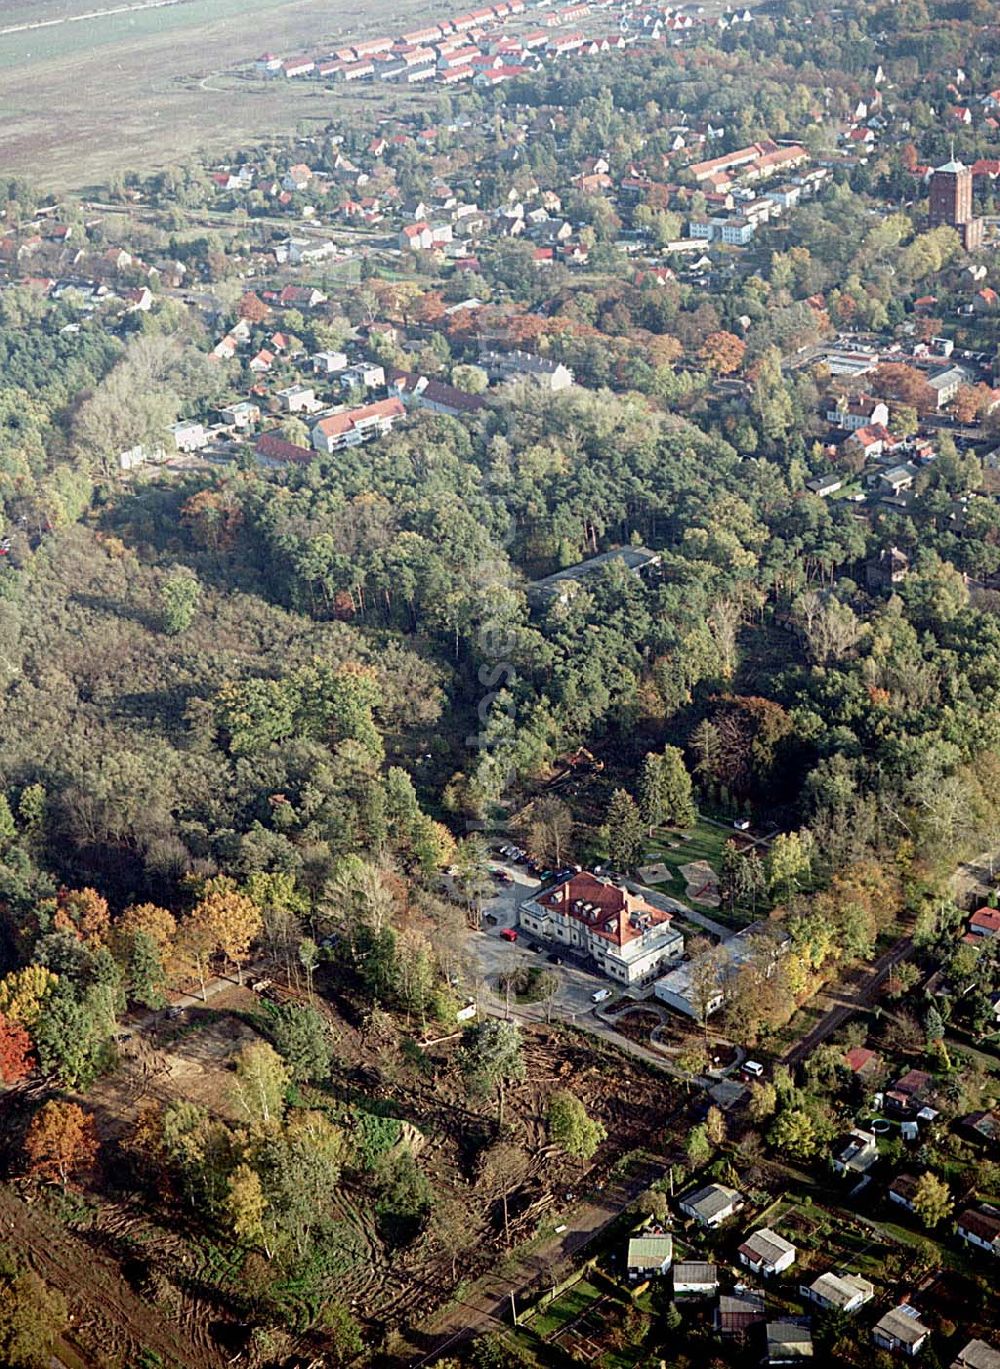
526,1278 -> 605,1338
639,815 -> 728,896
636,816 -> 773,929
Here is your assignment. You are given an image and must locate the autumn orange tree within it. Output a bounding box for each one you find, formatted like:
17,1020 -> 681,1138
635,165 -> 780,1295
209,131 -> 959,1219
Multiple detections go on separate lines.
953,383 -> 993,425
52,887 -> 110,945
0,1011 -> 33,1085
190,889 -> 262,985
700,330 -> 746,375
117,902 -> 177,956
24,1100 -> 98,1189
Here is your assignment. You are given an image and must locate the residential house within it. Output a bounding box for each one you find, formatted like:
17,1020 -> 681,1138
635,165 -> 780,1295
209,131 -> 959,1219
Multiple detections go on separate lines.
806,473 -> 844,498
276,384 -> 319,414
282,163 -> 314,192
888,1173 -> 921,1214
254,432 -> 313,466
278,285 -> 326,310
951,1340 -> 1000,1369
219,401 -> 261,431
672,1262 -> 717,1297
123,286 -> 153,313
338,362 -> 385,392
388,371 -> 488,418
248,349 -> 274,374
766,1321 -> 814,1364
845,423 -> 890,460
626,1232 -> 673,1280
480,348 -> 575,391
967,908 -> 1000,939
738,1227 -> 797,1277
168,419 -> 208,453
832,1129 -> 878,1177
715,1291 -> 765,1339
962,1111 -> 1000,1148
518,871 -> 682,985
956,1206 -> 1000,1257
873,1305 -> 930,1357
887,1069 -> 933,1115
800,1272 -> 874,1313
926,365 -> 971,410
399,221 -> 434,251
312,350 -> 348,375
865,547 -> 909,591
825,394 -> 890,432
875,463 -> 919,498
679,1183 -> 744,1229
311,397 -> 406,454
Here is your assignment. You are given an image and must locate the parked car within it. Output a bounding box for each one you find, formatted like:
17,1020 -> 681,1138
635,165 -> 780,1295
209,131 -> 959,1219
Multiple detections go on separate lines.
547,954 -> 562,965
500,928 -> 518,943
484,912 -> 498,925
591,988 -> 612,1004
743,1060 -> 765,1078
492,869 -> 513,884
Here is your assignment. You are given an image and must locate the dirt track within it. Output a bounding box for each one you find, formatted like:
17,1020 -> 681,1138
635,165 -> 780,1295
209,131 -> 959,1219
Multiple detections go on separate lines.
0,1186 -> 227,1369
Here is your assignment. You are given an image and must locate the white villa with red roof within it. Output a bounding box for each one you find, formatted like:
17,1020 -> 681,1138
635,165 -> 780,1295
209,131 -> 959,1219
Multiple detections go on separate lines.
518,872 -> 683,986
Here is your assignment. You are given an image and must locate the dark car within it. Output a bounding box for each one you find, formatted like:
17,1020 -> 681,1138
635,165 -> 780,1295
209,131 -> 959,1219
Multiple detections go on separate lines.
492,869 -> 513,884
547,954 -> 562,965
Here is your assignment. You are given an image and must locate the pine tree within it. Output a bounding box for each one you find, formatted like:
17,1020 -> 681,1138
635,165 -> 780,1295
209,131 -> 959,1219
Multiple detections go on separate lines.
602,789 -> 644,871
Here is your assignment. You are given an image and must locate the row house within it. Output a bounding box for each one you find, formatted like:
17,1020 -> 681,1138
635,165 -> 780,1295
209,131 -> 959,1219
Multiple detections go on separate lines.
311,397 -> 406,454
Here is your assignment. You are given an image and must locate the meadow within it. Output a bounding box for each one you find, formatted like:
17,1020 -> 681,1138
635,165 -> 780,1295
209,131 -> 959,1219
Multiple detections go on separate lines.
0,0 -> 429,190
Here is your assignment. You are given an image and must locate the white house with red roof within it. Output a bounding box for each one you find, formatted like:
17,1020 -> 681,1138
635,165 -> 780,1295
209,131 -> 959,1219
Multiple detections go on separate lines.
518,872 -> 683,985
311,397 -> 406,453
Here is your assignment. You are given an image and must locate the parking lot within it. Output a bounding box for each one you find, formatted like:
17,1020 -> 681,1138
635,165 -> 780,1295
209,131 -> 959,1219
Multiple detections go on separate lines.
471,858 -> 619,1022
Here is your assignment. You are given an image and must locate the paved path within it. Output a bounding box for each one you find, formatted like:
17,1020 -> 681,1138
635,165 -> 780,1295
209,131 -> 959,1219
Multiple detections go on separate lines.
627,880 -> 731,941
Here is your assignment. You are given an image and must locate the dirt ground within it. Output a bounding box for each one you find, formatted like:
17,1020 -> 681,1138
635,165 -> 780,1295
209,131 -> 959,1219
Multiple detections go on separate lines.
83,990 -> 264,1141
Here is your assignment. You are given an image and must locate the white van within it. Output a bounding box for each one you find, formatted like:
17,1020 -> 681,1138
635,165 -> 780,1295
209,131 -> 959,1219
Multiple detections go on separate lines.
591,988 -> 612,1004
743,1060 -> 765,1078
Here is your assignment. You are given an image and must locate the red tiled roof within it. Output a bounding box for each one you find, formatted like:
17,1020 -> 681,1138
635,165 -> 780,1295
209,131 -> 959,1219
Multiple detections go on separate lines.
845,1047 -> 877,1073
255,432 -> 313,464
894,1068 -> 931,1096
970,908 -> 1000,935
315,397 -> 405,437
536,873 -> 671,949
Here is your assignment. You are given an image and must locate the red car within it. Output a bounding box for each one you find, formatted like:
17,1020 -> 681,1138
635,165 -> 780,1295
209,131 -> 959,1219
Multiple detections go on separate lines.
500,928 -> 518,943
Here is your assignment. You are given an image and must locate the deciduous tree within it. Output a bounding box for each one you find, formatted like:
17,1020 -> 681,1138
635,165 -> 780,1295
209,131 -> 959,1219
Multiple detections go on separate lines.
0,1012 -> 33,1085
460,1018 -> 525,1128
232,1041 -> 288,1127
225,1163 -> 268,1250
24,1100 -> 98,1189
0,1265 -> 69,1369
547,1090 -> 606,1161
912,1172 -> 952,1229
700,330 -> 746,375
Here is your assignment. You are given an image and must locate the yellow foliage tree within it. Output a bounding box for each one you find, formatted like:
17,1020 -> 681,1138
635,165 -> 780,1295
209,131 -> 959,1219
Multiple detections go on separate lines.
0,966 -> 59,1026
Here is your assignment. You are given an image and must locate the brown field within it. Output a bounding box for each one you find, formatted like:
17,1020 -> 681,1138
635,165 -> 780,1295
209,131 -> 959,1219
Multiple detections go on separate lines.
0,0 -> 431,192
